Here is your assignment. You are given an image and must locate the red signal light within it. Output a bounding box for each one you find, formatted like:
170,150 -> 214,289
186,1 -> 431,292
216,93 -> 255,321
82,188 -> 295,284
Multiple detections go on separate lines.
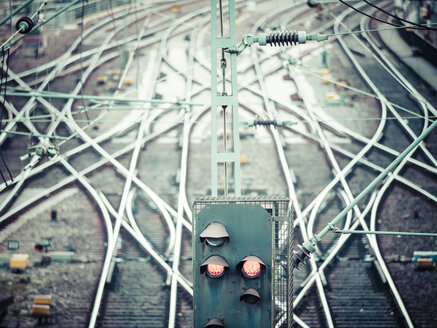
207,264 -> 225,278
242,260 -> 261,278
201,255 -> 229,278
237,256 -> 265,279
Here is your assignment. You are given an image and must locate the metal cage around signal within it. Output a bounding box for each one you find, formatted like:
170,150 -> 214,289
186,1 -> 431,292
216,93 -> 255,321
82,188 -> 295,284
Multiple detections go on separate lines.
193,196 -> 293,328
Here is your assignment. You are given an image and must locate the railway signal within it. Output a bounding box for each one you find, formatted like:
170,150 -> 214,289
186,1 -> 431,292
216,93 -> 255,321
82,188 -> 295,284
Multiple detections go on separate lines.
193,202 -> 273,327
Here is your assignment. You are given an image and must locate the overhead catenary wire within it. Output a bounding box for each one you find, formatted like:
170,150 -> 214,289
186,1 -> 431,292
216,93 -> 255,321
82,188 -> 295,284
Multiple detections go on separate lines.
338,0 -> 401,29
2,113 -> 436,130
361,0 -> 437,31
325,22 -> 437,37
5,89 -> 202,106
296,66 -> 434,123
2,80 -> 434,130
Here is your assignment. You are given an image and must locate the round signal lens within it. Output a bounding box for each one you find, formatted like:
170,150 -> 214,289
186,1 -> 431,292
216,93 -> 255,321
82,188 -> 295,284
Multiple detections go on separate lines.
242,260 -> 261,278
207,264 -> 225,278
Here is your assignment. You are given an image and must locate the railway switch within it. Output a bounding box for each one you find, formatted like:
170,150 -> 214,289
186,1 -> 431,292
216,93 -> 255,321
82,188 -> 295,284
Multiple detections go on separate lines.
193,202 -> 273,327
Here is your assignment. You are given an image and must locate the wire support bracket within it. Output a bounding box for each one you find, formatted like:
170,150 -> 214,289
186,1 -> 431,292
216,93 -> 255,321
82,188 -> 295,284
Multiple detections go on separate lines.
331,228 -> 437,237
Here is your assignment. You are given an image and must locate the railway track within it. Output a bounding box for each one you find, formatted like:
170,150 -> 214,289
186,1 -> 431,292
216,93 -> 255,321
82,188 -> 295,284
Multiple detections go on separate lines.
0,0 -> 436,327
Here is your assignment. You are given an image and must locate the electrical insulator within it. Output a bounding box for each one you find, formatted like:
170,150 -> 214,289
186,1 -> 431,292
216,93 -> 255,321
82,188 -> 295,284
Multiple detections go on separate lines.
253,119 -> 278,127
16,17 -> 34,34
265,31 -> 307,46
292,244 -> 312,269
307,0 -> 320,8
238,31 -> 326,54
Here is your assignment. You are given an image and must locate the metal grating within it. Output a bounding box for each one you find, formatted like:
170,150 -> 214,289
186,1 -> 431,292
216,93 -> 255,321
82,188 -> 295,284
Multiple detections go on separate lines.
274,206 -> 294,328
193,196 -> 293,327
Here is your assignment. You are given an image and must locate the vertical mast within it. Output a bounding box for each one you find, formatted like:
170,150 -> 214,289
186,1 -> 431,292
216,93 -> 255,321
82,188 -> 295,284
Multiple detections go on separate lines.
210,0 -> 241,196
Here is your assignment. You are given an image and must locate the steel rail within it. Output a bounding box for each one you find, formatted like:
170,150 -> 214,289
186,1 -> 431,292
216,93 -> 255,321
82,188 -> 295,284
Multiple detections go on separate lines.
14,7 -> 173,80
359,15 -> 437,328
58,156 -> 115,283
327,6 -> 422,326
1,9 -> 186,326
85,16 -> 177,326
14,0 -> 206,81
334,15 -> 437,170
2,8 -> 177,325
187,10 -> 311,326
0,116 -> 191,227
2,4 -> 197,229
359,16 -> 437,138
293,191 -> 378,307
190,30 -> 437,179
168,20 -> 200,327
195,57 -> 435,183
1,73 -> 205,224
367,148 -> 418,328
0,97 -> 193,233
248,2 -> 334,327
282,4 -> 418,326
0,6 -> 205,193
359,15 -> 437,114
284,59 -> 388,254
0,79 -> 115,255
22,20 -> 200,89
44,4 -> 158,137
1,3 -> 426,328
146,2 -> 231,322
0,1 -> 151,144
0,0 -> 212,227
54,7 -> 210,324
5,91 -> 200,107
279,3 -> 387,325
169,45 -> 437,218
87,18 -> 168,328
0,7 -> 151,214
275,2 -> 429,326
3,19 -> 203,152
242,70 -> 437,175
4,4 -> 426,328
287,57 -> 391,266
102,193 -> 193,294
286,122 -> 437,203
